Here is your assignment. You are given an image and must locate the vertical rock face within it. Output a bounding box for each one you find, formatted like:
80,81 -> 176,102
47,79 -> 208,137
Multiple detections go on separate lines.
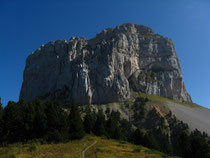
20,23 -> 191,105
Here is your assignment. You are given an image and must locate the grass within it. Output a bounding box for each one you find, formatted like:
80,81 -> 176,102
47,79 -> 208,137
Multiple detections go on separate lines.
0,136 -> 179,158
0,136 -> 94,158
136,92 -> 202,108
85,136 -> 178,158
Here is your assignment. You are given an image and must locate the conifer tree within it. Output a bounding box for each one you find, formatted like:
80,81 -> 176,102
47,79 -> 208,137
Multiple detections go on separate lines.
106,117 -> 116,138
45,100 -> 68,142
0,97 -> 3,143
83,107 -> 96,134
189,131 -> 210,158
93,110 -> 107,137
0,98 -> 3,119
113,125 -> 123,140
120,119 -> 133,141
143,131 -> 160,151
1,101 -> 22,142
106,113 -> 122,139
133,128 -> 145,145
68,100 -> 85,140
33,98 -> 47,138
18,99 -> 36,140
178,132 -> 192,158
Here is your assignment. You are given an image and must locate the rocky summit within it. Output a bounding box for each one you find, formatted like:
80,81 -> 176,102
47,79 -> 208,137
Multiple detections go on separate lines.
20,23 -> 191,105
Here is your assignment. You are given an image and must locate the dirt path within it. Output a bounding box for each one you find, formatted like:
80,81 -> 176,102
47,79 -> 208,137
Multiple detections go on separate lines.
82,140 -> 97,158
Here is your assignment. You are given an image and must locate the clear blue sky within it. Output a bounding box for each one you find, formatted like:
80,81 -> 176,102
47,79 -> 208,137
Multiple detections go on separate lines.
0,0 -> 210,108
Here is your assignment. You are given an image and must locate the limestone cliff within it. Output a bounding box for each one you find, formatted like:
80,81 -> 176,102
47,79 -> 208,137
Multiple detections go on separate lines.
20,23 -> 191,105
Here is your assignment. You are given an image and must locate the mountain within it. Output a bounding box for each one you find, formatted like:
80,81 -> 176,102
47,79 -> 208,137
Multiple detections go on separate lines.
20,23 -> 191,105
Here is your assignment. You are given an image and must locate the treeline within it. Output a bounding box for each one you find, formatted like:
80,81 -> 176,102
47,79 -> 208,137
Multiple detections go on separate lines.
0,98 -> 128,144
0,98 -> 84,143
0,97 -> 210,158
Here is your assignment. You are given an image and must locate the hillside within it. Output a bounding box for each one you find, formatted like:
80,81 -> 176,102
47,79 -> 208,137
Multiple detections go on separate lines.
82,92 -> 210,136
0,135 -> 179,158
139,93 -> 210,135
1,93 -> 210,158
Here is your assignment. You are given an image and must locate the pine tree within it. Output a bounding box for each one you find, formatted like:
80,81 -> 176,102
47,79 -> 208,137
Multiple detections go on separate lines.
143,131 -> 160,151
189,132 -> 210,158
33,98 -> 47,138
1,99 -> 36,142
120,119 -> 133,141
133,128 -> 145,145
106,117 -> 116,138
113,125 -> 123,140
152,128 -> 172,154
106,113 -> 122,139
83,107 -> 96,134
0,97 -> 3,119
0,97 -> 3,143
45,100 -> 68,142
93,110 -> 107,137
18,99 -> 36,140
68,101 -> 85,140
1,101 -> 22,143
178,132 -> 192,158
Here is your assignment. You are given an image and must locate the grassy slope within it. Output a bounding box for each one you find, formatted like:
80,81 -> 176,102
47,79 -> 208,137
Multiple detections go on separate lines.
137,92 -> 203,109
0,136 -> 179,158
0,136 -> 93,158
86,136 -> 178,158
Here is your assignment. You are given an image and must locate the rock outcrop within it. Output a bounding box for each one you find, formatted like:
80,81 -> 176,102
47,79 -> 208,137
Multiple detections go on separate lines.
20,23 -> 191,105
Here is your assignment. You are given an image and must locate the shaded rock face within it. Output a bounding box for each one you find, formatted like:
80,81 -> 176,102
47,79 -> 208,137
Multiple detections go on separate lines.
20,23 -> 191,105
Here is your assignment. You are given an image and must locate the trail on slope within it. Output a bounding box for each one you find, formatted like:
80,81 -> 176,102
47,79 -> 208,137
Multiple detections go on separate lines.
82,140 -> 97,158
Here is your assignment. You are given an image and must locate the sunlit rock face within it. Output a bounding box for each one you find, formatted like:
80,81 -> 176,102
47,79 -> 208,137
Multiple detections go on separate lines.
20,23 -> 191,105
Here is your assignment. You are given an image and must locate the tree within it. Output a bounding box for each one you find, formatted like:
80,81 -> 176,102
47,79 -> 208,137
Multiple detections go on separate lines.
143,131 -> 160,151
83,107 -> 96,134
152,128 -> 172,154
190,134 -> 210,158
106,112 -> 122,139
120,119 -> 133,141
0,97 -> 3,120
0,99 -> 36,142
68,101 -> 85,140
108,111 -> 121,122
133,97 -> 146,122
106,117 -> 117,138
0,97 -> 3,143
178,132 -> 192,158
33,98 -> 47,139
1,101 -> 22,143
18,99 -> 36,140
45,100 -> 68,142
133,128 -> 145,145
93,110 -> 107,137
